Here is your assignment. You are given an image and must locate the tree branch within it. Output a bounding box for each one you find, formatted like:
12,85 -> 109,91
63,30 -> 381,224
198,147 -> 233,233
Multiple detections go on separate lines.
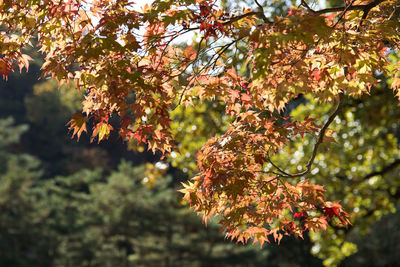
363,158 -> 400,181
357,0 -> 387,30
331,0 -> 357,28
314,0 -> 387,15
276,94 -> 343,178
265,158 -> 292,177
300,0 -> 317,14
254,0 -> 271,24
336,158 -> 400,181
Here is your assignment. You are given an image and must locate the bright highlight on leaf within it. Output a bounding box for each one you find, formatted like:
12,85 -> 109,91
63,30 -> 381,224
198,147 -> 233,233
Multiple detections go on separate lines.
67,113 -> 88,141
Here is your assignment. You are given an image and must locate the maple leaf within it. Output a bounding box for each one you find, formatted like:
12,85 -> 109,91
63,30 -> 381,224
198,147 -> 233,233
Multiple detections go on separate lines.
293,210 -> 307,220
229,89 -> 240,102
322,129 -> 337,148
312,69 -> 322,81
67,113 -> 88,141
18,54 -> 32,72
322,206 -> 340,219
95,122 -> 113,142
0,59 -> 13,79
183,46 -> 197,61
200,4 -> 210,17
391,77 -> 400,100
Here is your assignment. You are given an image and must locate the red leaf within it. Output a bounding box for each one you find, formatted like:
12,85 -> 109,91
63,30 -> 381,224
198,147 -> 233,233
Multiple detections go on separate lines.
312,69 -> 322,81
293,210 -> 307,219
0,59 -> 13,79
322,206 -> 340,219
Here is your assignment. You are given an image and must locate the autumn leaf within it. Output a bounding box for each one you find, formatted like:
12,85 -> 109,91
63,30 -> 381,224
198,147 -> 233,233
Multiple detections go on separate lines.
293,210 -> 307,220
18,54 -> 32,72
92,122 -> 113,143
67,113 -> 88,141
0,59 -> 12,79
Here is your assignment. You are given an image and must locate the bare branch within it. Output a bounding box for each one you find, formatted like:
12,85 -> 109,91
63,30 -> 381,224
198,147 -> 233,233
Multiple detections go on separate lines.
300,0 -> 317,14
266,158 -> 292,177
336,158 -> 400,181
332,0 -> 357,28
254,0 -> 272,24
314,0 -> 387,15
363,158 -> 400,181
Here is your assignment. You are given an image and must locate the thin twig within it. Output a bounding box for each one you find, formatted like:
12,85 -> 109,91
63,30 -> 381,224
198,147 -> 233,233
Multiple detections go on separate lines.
254,0 -> 272,24
314,0 -> 387,15
300,0 -> 317,14
266,158 -> 292,177
331,0 -> 356,28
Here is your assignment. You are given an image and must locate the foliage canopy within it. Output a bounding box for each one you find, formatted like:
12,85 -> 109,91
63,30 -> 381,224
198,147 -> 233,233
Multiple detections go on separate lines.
1,0 -> 400,249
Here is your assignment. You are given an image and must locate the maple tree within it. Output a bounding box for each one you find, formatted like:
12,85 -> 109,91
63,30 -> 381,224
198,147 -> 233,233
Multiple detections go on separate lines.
1,0 -> 399,249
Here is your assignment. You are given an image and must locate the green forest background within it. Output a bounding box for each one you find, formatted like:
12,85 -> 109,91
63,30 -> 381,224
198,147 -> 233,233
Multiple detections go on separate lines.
1,1 -> 400,266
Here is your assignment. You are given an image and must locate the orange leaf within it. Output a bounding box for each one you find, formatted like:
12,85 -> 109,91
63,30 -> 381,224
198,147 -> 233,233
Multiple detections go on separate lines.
67,113 -> 88,140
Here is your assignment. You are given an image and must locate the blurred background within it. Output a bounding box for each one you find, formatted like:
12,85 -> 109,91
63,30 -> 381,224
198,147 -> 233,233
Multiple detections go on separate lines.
0,1 -> 400,266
